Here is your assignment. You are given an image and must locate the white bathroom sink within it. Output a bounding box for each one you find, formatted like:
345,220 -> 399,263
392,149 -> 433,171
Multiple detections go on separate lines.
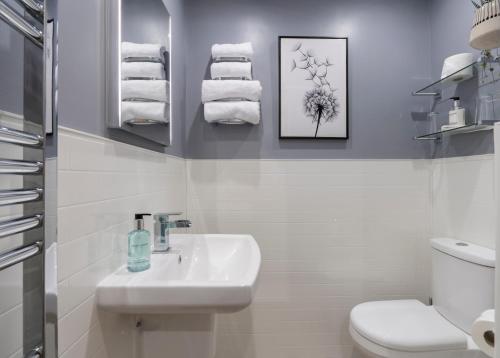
96,234 -> 261,314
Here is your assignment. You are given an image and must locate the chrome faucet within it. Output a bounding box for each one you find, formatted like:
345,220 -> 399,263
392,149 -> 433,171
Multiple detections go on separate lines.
153,212 -> 192,253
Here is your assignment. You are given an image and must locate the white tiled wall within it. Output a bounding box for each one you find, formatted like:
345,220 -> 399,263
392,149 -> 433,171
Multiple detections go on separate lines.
186,159 -> 432,358
56,127 -> 497,358
431,154 -> 496,249
57,127 -> 187,358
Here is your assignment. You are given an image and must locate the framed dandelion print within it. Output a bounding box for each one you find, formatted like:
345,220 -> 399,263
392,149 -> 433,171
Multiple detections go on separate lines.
279,36 -> 348,139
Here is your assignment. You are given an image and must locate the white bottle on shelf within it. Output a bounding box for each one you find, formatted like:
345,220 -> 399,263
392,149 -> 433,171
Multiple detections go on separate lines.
442,97 -> 466,131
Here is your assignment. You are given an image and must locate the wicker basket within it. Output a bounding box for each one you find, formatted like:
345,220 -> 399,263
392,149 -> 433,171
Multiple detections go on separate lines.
470,0 -> 500,50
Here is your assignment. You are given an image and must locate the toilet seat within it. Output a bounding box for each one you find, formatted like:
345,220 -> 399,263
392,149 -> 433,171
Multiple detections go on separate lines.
350,300 -> 468,355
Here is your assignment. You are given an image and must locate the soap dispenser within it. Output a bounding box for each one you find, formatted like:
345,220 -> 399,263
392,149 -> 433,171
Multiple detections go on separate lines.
442,97 -> 466,131
128,213 -> 152,272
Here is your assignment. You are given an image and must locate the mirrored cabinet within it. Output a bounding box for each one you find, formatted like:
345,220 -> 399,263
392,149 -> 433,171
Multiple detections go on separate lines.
106,0 -> 171,146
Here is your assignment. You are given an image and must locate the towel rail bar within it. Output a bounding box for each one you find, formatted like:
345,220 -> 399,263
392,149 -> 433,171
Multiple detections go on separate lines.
26,346 -> 43,358
0,159 -> 44,174
0,188 -> 43,206
0,126 -> 44,147
14,0 -> 44,17
0,241 -> 43,272
0,214 -> 43,239
123,56 -> 164,64
0,1 -> 43,47
213,56 -> 250,63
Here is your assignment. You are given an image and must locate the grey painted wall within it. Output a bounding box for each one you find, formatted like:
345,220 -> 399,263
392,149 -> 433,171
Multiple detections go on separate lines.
55,0 -> 495,159
184,0 -> 434,159
58,0 -> 186,156
429,0 -> 498,158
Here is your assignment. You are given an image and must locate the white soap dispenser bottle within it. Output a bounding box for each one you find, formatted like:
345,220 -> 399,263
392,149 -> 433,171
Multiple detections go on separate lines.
448,96 -> 466,127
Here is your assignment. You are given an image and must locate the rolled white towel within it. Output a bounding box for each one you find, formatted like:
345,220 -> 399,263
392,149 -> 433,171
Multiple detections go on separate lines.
204,102 -> 260,125
121,80 -> 170,103
122,102 -> 169,124
211,42 -> 253,60
210,62 -> 252,80
122,62 -> 165,80
202,80 -> 262,103
122,42 -> 165,60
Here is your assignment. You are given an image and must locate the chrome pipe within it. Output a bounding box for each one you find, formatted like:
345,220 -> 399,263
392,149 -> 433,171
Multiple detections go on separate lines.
0,241 -> 43,271
14,0 -> 43,17
26,346 -> 43,358
0,1 -> 43,47
0,214 -> 43,238
0,159 -> 44,174
0,125 -> 43,147
0,188 -> 43,206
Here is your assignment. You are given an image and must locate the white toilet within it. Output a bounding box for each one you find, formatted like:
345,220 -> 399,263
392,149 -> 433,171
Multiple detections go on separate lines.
350,238 -> 495,358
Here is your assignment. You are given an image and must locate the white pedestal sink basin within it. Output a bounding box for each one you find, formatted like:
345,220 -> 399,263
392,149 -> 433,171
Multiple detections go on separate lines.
96,234 -> 261,314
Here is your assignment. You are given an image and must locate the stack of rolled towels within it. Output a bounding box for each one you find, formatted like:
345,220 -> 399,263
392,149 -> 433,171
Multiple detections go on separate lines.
202,42 -> 262,125
121,42 -> 169,124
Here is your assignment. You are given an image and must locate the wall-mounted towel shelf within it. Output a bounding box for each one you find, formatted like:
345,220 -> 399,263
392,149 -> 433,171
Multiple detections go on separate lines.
214,97 -> 251,102
122,98 -> 163,102
123,56 -> 164,64
123,76 -> 164,81
205,43 -> 260,125
213,56 -> 250,63
124,118 -> 167,126
214,119 -> 247,125
213,76 -> 250,81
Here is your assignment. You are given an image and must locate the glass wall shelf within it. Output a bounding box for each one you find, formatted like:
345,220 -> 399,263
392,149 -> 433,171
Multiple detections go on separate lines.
413,61 -> 477,96
414,124 -> 493,141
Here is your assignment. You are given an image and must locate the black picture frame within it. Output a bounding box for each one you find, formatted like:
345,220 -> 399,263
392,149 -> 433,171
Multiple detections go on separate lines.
279,36 -> 349,140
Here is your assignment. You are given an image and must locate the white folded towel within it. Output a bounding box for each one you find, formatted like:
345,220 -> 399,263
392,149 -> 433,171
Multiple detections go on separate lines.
122,102 -> 169,124
210,62 -> 252,80
211,42 -> 253,60
202,80 -> 262,103
122,62 -> 165,80
121,80 -> 170,103
122,42 -> 165,60
204,102 -> 260,125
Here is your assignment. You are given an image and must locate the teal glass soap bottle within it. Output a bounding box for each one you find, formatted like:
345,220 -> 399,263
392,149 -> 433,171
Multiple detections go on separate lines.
128,213 -> 152,272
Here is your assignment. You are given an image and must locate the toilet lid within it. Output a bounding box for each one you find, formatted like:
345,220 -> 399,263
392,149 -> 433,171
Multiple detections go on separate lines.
350,300 -> 468,352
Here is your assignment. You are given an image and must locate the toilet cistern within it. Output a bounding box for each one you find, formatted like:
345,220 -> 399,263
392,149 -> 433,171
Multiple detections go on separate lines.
153,212 -> 192,252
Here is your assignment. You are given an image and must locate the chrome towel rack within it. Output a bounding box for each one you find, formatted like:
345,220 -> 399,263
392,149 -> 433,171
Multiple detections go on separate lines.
0,214 -> 44,239
16,0 -> 44,16
0,241 -> 43,271
0,158 -> 44,174
0,0 -> 57,355
0,188 -> 43,206
0,125 -> 44,147
0,0 -> 43,47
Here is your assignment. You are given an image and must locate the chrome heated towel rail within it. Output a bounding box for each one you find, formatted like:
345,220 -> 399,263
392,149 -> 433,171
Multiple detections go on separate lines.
0,0 -> 58,357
